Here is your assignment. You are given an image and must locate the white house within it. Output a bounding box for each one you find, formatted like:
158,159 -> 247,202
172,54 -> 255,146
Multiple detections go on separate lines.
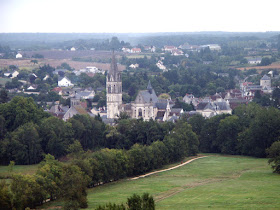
58,76 -> 73,87
4,70 -> 19,78
130,48 -> 141,53
70,47 -> 76,51
129,64 -> 139,69
248,57 -> 262,64
156,61 -> 167,71
16,53 -> 22,59
163,46 -> 177,52
171,49 -> 184,56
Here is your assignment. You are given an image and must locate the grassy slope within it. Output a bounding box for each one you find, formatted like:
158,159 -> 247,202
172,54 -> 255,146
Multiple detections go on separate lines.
86,155 -> 280,209
0,164 -> 38,177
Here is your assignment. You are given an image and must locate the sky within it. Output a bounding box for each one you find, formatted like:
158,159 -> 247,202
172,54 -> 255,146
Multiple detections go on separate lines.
0,0 -> 279,33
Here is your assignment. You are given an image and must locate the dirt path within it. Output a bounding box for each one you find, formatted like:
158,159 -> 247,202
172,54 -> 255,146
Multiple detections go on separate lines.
129,156 -> 207,181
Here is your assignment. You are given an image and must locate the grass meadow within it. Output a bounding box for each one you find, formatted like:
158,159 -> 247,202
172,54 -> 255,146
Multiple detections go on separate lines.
4,155 -> 280,209
86,155 -> 280,209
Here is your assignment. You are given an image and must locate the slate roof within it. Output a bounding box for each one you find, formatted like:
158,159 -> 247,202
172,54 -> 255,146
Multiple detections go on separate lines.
138,89 -> 158,104
155,99 -> 168,109
261,74 -> 270,80
75,91 -> 94,99
214,102 -> 231,111
196,102 -> 209,110
170,108 -> 183,114
58,76 -> 71,82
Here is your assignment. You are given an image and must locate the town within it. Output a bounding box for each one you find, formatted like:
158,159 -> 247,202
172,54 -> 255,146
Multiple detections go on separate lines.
0,31 -> 280,209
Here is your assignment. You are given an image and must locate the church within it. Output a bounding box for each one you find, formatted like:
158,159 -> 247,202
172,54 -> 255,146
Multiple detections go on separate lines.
106,52 -> 176,121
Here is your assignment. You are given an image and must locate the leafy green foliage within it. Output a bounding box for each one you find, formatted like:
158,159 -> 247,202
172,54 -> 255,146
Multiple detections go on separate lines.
95,193 -> 154,210
267,141 -> 280,173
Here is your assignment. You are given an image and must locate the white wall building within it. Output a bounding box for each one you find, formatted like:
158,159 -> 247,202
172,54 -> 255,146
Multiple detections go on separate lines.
58,76 -> 73,87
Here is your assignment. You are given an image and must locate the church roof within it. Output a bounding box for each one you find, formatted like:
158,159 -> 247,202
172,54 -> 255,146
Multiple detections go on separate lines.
138,89 -> 158,104
261,74 -> 270,80
108,51 -> 121,81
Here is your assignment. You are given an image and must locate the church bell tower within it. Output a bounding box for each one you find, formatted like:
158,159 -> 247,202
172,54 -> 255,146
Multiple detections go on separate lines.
106,51 -> 122,119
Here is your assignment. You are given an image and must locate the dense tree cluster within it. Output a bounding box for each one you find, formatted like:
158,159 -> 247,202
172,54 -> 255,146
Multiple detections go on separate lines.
96,193 -> 155,210
0,116 -> 198,209
0,154 -> 89,209
189,103 -> 280,158
0,96 -> 186,165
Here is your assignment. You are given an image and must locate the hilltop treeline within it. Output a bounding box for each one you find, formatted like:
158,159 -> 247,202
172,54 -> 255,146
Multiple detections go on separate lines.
0,96 -> 184,165
189,103 -> 280,158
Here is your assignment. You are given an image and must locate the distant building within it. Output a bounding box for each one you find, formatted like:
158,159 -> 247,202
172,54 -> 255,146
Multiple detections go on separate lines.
163,46 -> 177,52
130,48 -> 141,53
63,99 -> 88,121
58,76 -> 73,87
4,70 -> 19,78
200,44 -> 221,51
156,61 -> 167,71
196,101 -> 232,118
122,47 -> 131,53
70,47 -> 76,51
171,49 -> 184,56
248,57 -> 262,64
16,53 -> 22,59
260,74 -> 271,89
129,64 -> 139,69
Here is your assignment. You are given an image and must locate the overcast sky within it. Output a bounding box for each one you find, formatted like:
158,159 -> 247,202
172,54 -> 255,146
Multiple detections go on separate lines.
0,0 -> 279,33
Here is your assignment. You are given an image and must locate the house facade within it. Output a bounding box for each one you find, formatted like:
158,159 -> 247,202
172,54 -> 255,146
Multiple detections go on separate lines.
58,76 -> 73,87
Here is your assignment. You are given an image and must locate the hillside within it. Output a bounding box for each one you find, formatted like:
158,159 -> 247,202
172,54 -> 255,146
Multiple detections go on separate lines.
40,155 -> 280,209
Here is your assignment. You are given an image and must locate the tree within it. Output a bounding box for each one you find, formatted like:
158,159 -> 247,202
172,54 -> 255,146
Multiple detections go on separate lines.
3,122 -> 42,164
240,58 -> 248,64
30,60 -> 38,65
272,88 -> 280,108
10,174 -> 46,209
0,89 -> 8,103
0,181 -> 12,210
60,164 -> 89,209
0,96 -> 49,132
216,115 -> 242,154
69,115 -> 106,150
199,114 -> 229,153
127,193 -> 155,210
238,106 -> 280,157
260,57 -> 272,66
267,141 -> 280,174
164,121 -> 199,162
110,37 -> 121,50
39,117 -> 73,158
36,154 -> 63,201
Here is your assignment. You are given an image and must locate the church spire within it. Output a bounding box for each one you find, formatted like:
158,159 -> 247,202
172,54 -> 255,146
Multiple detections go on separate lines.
147,80 -> 153,94
109,50 -> 118,76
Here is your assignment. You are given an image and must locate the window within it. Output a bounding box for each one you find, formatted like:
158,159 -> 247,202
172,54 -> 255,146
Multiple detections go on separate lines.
138,108 -> 142,117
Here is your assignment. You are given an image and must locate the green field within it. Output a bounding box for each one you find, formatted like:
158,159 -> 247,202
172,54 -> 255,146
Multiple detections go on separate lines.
0,164 -> 38,178
85,155 -> 280,209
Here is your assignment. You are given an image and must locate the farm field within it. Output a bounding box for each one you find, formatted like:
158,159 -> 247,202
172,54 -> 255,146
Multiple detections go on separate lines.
237,62 -> 280,71
0,164 -> 38,177
0,58 -> 126,72
0,50 -> 127,71
84,155 -> 280,209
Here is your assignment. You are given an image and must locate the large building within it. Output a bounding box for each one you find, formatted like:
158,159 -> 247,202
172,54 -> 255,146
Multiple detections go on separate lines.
106,52 -> 122,119
106,52 -> 176,121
